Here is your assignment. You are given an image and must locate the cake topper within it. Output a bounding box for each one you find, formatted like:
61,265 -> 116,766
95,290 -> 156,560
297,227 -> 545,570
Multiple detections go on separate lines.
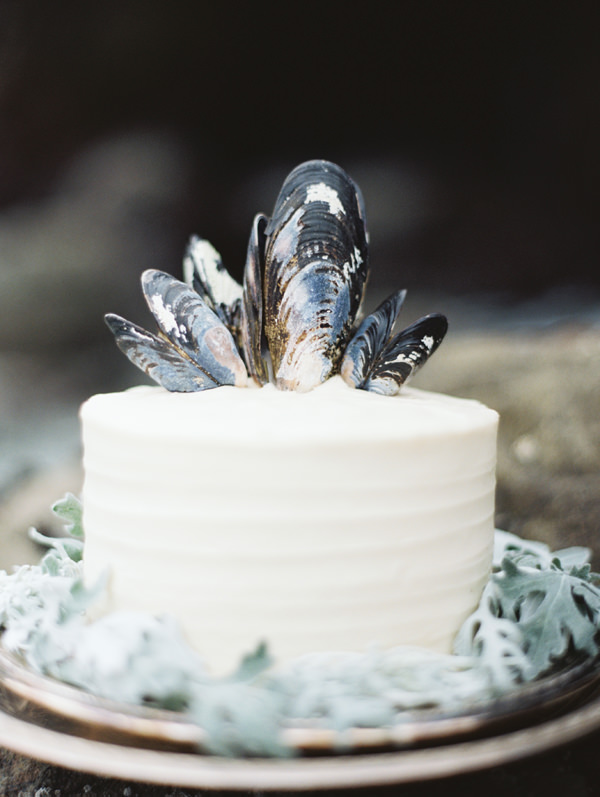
105,159 -> 448,395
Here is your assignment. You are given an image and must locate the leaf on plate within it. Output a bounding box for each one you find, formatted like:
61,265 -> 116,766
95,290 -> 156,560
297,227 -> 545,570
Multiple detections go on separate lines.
455,552 -> 600,688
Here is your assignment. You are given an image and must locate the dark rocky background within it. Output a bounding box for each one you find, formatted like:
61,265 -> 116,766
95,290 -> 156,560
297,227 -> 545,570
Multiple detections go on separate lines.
0,1 -> 598,308
0,1 -> 599,792
0,1 -> 598,353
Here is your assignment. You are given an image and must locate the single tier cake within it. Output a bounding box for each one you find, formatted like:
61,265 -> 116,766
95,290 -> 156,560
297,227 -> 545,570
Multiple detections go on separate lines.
83,159 -> 499,674
81,376 -> 498,674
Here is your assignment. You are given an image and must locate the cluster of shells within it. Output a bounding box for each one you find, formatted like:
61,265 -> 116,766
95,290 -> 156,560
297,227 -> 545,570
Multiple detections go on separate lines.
106,160 -> 448,396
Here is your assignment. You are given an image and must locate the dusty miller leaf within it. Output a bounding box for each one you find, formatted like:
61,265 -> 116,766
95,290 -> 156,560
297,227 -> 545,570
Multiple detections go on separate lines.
190,681 -> 288,757
498,558 -> 600,674
51,493 -> 84,539
455,553 -> 600,686
227,641 -> 273,682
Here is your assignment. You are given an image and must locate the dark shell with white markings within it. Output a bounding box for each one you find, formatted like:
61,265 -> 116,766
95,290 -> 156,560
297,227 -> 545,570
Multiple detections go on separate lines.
342,305 -> 448,396
105,270 -> 247,392
262,160 -> 369,391
340,290 -> 407,389
183,236 -> 244,348
105,159 -> 448,395
105,313 -> 220,392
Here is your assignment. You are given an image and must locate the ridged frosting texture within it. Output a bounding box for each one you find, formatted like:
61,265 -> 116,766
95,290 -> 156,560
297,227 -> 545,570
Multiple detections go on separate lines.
81,376 -> 498,674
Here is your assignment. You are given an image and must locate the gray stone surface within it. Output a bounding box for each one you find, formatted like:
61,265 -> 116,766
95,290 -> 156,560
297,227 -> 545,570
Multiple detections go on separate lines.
414,325 -> 600,564
0,730 -> 599,796
0,131 -> 193,353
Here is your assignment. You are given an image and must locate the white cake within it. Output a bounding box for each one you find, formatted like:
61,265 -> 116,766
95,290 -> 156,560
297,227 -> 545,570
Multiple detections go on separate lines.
81,375 -> 498,674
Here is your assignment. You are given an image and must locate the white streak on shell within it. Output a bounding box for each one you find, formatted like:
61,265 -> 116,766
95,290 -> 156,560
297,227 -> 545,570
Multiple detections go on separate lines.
142,270 -> 248,388
340,289 -> 407,390
149,295 -> 180,337
304,183 -> 346,217
104,313 -> 219,392
341,246 -> 364,283
386,333 -> 436,367
183,237 -> 243,308
364,314 -> 448,395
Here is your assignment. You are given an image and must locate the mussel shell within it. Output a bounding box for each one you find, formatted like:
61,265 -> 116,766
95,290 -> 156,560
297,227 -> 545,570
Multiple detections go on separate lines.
240,213 -> 270,385
141,270 -> 247,388
183,236 -> 243,341
263,160 -> 369,392
363,313 -> 448,396
340,289 -> 407,389
105,314 -> 219,392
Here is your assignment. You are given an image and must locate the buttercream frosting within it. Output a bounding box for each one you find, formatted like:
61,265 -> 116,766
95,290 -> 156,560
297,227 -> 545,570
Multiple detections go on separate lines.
81,376 -> 498,674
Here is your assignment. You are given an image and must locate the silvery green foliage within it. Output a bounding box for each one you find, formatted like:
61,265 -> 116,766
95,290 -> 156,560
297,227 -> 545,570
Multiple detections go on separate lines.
0,496 -> 87,654
0,558 -> 80,654
186,643 -> 288,756
51,492 -> 84,539
48,612 -> 206,710
1,509 -> 599,758
191,680 -> 288,757
492,529 -> 591,572
267,647 -> 493,733
454,530 -> 600,690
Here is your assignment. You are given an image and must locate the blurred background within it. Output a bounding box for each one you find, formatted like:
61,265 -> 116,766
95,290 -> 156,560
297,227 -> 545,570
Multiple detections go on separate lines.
0,1 -> 598,563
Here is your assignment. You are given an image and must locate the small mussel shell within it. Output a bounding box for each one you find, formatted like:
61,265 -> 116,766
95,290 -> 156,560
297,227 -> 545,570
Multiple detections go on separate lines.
362,313 -> 448,396
105,314 -> 219,392
263,160 -> 369,392
341,289 -> 407,389
240,213 -> 270,385
182,236 -> 243,341
141,269 -> 248,388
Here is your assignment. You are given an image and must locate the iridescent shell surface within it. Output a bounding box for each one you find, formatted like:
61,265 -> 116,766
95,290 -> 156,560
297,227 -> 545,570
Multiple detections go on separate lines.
105,159 -> 448,395
340,290 -> 407,389
262,160 -> 369,392
105,313 -> 220,392
105,271 -> 247,392
183,236 -> 243,345
240,214 -> 270,385
342,308 -> 448,396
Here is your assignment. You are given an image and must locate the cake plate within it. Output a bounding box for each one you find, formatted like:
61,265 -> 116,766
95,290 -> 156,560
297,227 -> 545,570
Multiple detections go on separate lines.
0,646 -> 599,790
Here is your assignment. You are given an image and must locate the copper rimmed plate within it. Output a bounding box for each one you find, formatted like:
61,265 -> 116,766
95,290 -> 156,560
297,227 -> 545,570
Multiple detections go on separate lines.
0,646 -> 599,789
0,692 -> 599,790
